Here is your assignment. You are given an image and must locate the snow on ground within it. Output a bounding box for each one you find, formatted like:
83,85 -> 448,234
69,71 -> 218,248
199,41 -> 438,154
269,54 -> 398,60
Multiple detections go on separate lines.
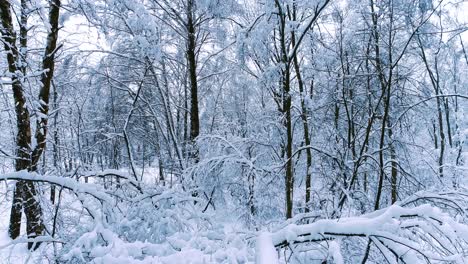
2,171 -> 468,263
256,232 -> 278,264
0,173 -> 256,264
0,185 -> 43,264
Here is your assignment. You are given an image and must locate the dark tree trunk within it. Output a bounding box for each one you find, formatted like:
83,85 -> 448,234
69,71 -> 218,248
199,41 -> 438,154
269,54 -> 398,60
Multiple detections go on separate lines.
51,81 -> 59,204
370,0 -> 394,211
388,119 -> 398,204
291,14 -> 312,213
275,1 -> 294,219
31,0 -> 61,170
186,0 -> 200,163
417,36 -> 445,178
444,98 -> 453,148
0,0 -> 61,250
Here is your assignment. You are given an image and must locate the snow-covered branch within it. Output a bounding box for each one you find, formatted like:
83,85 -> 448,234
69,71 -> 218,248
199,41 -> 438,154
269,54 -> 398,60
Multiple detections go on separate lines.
258,203 -> 468,263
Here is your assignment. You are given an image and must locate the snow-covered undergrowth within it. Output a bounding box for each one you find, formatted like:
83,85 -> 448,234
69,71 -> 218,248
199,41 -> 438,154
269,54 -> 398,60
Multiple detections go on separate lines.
1,171 -> 468,263
0,171 -> 254,263
258,201 -> 468,263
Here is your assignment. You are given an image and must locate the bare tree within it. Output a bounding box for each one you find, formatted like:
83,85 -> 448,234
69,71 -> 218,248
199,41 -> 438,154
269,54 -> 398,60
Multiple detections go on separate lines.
0,0 -> 61,250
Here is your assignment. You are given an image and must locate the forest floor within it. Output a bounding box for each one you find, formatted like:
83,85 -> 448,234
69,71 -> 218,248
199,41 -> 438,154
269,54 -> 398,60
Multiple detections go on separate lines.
0,188 -> 40,264
0,177 -> 257,264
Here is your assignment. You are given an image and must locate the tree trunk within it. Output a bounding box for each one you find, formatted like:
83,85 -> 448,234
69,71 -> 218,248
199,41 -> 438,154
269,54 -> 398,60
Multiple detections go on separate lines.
51,81 -> 59,204
420,43 -> 445,177
291,14 -> 312,212
0,0 -> 61,250
444,98 -> 453,148
31,0 -> 61,171
388,119 -> 398,204
186,0 -> 200,163
275,1 -> 293,219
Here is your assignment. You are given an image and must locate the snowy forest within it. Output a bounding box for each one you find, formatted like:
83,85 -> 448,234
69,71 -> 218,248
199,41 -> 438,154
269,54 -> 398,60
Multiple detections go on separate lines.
0,0 -> 467,263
